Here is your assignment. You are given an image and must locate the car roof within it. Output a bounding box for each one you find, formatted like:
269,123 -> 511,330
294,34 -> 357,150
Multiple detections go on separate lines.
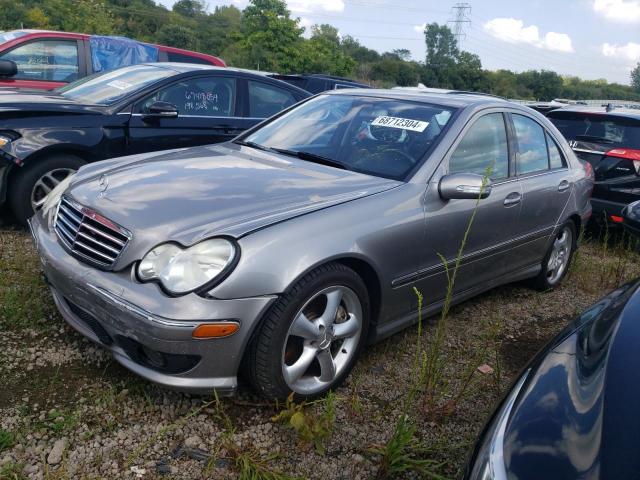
326,88 -> 512,109
549,105 -> 640,120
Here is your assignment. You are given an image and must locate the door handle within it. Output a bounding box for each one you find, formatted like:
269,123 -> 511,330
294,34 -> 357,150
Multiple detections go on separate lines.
558,180 -> 570,192
503,192 -> 522,206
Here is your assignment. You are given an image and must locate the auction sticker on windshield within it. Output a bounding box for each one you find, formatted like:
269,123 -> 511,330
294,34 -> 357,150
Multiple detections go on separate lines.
107,80 -> 133,90
372,116 -> 429,132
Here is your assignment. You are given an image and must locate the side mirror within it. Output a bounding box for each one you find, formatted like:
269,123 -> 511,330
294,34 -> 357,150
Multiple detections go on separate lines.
439,173 -> 492,200
0,60 -> 17,77
142,101 -> 179,122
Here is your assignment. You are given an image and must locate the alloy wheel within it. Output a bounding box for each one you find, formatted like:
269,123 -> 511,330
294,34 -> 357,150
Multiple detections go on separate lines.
31,168 -> 76,212
546,226 -> 573,284
281,285 -> 362,395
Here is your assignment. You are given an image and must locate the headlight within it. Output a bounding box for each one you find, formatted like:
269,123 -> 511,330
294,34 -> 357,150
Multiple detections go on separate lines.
466,370 -> 530,480
0,135 -> 11,148
43,173 -> 76,217
137,238 -> 237,295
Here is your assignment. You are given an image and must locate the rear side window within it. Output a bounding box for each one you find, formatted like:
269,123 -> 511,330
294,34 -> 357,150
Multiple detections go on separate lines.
248,81 -> 297,118
0,39 -> 78,82
513,114 -> 549,175
166,51 -> 213,65
140,76 -> 236,116
449,113 -> 509,179
547,133 -> 566,169
549,112 -> 640,149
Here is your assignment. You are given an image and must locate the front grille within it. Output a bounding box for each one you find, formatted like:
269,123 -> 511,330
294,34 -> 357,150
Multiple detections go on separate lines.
54,196 -> 131,268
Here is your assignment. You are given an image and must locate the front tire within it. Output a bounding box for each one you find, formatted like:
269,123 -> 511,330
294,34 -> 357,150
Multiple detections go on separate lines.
245,263 -> 370,400
530,221 -> 576,291
8,154 -> 85,225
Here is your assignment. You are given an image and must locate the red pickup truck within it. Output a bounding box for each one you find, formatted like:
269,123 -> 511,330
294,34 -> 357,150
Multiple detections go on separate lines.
0,30 -> 226,90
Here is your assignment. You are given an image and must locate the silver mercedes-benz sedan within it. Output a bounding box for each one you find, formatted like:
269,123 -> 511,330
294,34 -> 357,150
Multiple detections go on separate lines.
29,90 -> 593,399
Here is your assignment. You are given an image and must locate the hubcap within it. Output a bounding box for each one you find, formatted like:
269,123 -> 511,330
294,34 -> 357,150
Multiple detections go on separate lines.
281,286 -> 362,395
546,226 -> 573,284
31,168 -> 76,212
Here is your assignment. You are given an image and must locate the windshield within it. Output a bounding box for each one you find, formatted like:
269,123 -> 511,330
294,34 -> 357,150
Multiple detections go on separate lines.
57,64 -> 178,105
0,31 -> 29,45
549,112 -> 640,149
242,94 -> 456,180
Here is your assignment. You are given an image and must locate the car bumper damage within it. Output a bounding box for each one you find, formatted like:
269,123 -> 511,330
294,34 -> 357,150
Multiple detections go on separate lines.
28,212 -> 277,395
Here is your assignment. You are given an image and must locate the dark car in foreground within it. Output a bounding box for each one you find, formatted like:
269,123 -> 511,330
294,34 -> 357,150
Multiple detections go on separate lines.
269,73 -> 369,93
0,30 -> 226,91
0,62 -> 309,223
29,90 -> 591,399
548,106 -> 640,225
466,279 -> 640,479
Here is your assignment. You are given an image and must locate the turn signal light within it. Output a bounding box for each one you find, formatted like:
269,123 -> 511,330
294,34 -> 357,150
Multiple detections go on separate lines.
192,322 -> 240,339
610,215 -> 624,224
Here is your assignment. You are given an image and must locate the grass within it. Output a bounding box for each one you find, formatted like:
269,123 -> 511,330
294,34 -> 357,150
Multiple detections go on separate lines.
271,392 -> 336,454
0,429 -> 14,452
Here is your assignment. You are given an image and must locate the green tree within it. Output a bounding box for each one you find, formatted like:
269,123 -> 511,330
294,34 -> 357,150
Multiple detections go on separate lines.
632,63 -> 640,93
156,23 -> 196,50
172,0 -> 206,17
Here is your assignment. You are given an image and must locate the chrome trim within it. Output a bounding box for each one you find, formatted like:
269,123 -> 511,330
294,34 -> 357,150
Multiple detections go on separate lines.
86,284 -> 200,328
54,195 -> 131,269
571,147 -> 606,155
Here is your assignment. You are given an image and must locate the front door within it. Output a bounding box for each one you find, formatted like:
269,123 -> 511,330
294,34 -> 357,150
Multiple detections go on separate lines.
127,75 -> 244,154
510,113 -> 573,268
417,111 -> 523,304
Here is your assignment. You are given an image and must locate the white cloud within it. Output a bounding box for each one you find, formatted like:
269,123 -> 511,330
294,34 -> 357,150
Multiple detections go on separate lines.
602,42 -> 640,62
483,18 -> 574,53
287,0 -> 345,13
413,22 -> 426,34
593,0 -> 640,23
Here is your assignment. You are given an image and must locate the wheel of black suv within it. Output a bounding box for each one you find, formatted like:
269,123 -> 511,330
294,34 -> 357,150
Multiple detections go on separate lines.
530,221 -> 576,291
8,154 -> 85,225
245,263 -> 370,400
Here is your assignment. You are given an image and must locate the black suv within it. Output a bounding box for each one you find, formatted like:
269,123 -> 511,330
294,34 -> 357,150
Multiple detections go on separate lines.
268,74 -> 369,94
548,106 -> 640,225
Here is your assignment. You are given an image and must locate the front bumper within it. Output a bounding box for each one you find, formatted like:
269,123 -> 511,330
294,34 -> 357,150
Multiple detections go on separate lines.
29,213 -> 277,395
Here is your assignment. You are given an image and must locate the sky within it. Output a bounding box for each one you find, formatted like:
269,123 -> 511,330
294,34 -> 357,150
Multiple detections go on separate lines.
157,0 -> 640,85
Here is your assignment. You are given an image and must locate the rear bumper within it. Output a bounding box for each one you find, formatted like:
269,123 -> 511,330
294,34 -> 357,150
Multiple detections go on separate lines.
29,213 -> 277,395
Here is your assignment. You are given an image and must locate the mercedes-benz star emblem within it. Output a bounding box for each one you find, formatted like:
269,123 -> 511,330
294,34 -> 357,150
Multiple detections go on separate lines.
98,174 -> 109,197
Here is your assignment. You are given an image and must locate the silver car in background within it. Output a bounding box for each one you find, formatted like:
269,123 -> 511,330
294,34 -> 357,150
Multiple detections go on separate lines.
29,90 -> 593,399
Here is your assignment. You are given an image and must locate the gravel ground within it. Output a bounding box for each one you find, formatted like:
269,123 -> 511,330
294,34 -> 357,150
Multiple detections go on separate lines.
1,225 -> 639,480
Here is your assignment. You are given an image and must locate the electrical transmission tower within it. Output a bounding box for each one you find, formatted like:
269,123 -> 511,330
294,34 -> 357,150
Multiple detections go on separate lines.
449,3 -> 471,47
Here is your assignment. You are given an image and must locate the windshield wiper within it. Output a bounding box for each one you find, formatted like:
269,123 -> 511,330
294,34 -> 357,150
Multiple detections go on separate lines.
271,148 -> 350,171
233,140 -> 274,152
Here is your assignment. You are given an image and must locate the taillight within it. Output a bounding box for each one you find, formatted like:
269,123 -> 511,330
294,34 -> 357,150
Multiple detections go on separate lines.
583,160 -> 594,179
606,148 -> 640,174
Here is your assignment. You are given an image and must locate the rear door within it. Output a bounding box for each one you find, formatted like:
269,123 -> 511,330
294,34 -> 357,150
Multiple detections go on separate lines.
510,113 -> 573,267
0,37 -> 84,89
127,73 -> 243,153
549,110 -> 640,218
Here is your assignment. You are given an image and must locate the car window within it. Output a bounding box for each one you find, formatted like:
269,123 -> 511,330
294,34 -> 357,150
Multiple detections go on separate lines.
242,94 -> 456,181
449,113 -> 509,179
513,114 -> 549,175
166,51 -> 213,65
140,77 -> 236,116
549,112 -> 640,149
58,64 -> 177,105
547,133 -> 566,169
248,81 -> 297,118
0,40 -> 78,82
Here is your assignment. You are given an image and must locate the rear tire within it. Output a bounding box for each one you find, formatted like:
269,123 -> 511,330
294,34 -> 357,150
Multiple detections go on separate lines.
8,154 -> 85,225
530,221 -> 576,291
244,263 -> 370,400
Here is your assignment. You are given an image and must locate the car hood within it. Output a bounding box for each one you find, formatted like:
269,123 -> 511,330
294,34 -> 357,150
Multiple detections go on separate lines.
493,279 -> 640,480
66,143 -> 401,267
0,90 -> 101,116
